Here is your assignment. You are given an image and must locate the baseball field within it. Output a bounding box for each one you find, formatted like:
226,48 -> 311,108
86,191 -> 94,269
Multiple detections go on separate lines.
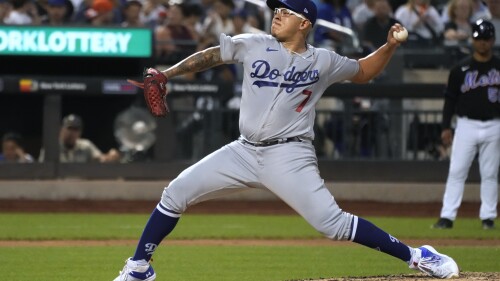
0,200 -> 498,281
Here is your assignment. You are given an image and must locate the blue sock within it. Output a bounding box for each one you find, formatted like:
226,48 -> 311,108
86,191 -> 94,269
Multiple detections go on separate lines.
351,217 -> 411,263
132,207 -> 179,261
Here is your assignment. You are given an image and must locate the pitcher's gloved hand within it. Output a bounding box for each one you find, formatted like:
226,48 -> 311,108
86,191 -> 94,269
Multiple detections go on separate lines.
128,68 -> 169,117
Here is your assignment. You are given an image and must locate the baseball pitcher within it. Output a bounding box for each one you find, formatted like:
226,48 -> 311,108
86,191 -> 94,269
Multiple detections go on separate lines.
114,0 -> 459,280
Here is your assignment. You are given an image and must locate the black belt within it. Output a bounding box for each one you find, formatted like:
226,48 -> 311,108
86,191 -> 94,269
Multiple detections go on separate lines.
461,115 -> 498,122
238,136 -> 302,147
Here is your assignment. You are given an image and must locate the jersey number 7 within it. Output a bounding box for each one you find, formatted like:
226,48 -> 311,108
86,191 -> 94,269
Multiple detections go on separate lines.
296,90 -> 312,112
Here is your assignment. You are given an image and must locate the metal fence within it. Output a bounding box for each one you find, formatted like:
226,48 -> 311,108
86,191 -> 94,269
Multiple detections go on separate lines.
168,104 -> 444,162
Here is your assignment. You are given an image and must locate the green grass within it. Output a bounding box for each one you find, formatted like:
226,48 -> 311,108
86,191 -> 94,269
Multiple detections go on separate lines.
0,213 -> 499,280
0,213 -> 499,240
0,245 -> 498,281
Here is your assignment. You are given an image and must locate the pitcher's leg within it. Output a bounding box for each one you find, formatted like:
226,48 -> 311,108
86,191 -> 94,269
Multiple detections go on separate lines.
259,142 -> 352,239
134,142 -> 257,261
440,120 -> 478,220
260,142 -> 412,263
160,142 -> 259,214
133,209 -> 179,261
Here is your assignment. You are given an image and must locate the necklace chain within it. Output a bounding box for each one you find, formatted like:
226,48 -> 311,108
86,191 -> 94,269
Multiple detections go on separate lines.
289,49 -> 312,61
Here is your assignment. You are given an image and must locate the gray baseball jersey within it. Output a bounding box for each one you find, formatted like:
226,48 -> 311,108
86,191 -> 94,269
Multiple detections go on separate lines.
220,33 -> 359,142
159,33 -> 361,240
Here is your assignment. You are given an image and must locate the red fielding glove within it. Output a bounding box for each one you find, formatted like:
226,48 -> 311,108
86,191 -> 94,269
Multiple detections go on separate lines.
127,68 -> 169,117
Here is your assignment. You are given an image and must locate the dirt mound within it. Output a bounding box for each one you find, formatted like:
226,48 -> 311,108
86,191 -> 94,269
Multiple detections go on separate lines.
304,272 -> 500,280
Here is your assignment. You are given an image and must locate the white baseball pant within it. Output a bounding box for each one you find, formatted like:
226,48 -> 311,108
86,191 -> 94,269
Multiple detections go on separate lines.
440,117 -> 500,220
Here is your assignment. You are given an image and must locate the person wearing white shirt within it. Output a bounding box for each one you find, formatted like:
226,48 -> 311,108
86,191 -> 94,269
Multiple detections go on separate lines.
3,0 -> 40,24
395,0 -> 443,41
441,0 -> 491,24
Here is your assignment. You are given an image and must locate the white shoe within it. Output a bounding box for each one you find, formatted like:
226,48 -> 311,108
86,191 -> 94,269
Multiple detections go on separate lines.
409,245 -> 459,279
113,258 -> 156,281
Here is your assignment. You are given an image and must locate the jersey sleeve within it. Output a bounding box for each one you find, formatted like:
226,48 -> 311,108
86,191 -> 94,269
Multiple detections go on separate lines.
325,51 -> 360,84
442,66 -> 460,129
219,33 -> 255,63
80,139 -> 103,161
444,66 -> 461,98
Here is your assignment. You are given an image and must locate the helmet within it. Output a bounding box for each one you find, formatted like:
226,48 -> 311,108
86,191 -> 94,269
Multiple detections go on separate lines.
472,19 -> 495,40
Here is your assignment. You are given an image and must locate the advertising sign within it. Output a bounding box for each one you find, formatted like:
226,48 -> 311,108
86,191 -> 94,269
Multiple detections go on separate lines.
17,78 -> 98,94
102,80 -> 138,94
0,26 -> 152,57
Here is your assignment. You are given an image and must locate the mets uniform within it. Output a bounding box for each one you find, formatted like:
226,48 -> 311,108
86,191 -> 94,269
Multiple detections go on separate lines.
440,55 -> 500,221
159,33 -> 360,240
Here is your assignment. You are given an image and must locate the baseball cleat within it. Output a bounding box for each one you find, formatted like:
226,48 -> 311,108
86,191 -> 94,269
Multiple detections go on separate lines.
482,219 -> 494,230
409,245 -> 459,279
113,258 -> 156,281
432,218 -> 453,229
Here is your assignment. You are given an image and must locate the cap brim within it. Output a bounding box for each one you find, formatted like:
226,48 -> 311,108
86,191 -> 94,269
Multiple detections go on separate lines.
65,125 -> 81,129
266,0 -> 315,25
266,0 -> 293,11
473,35 -> 494,40
125,0 -> 142,6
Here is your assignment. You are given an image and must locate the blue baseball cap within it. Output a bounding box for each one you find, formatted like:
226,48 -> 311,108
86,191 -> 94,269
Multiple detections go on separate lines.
266,0 -> 317,26
48,0 -> 66,6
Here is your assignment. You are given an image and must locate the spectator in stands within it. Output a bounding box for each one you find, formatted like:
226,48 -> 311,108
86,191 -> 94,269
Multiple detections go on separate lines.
140,0 -> 167,27
38,114 -> 120,163
0,0 -> 12,23
34,0 -> 49,22
232,0 -> 265,29
389,0 -> 407,12
314,0 -> 354,48
85,0 -> 118,25
442,0 -> 473,46
441,0 -> 490,23
198,0 -> 235,50
34,0 -> 73,23
155,3 -> 197,57
352,0 -> 375,31
198,0 -> 216,21
0,132 -> 34,163
66,0 -> 79,18
327,0 -> 354,28
183,3 -> 203,40
394,0 -> 443,46
121,0 -> 143,27
72,0 -> 92,23
42,0 -> 70,25
3,0 -> 41,24
362,0 -> 401,49
346,0 -> 362,13
231,8 -> 265,35
486,0 -> 500,44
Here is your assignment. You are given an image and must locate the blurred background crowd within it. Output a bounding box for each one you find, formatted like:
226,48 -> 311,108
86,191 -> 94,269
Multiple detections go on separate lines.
1,0 -> 497,164
1,0 -> 499,55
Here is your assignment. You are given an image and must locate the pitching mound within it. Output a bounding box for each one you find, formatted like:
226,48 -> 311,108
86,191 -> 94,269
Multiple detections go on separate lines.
303,272 -> 499,280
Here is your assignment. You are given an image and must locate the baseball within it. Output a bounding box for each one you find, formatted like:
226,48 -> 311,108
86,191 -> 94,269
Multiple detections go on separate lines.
393,27 -> 408,42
